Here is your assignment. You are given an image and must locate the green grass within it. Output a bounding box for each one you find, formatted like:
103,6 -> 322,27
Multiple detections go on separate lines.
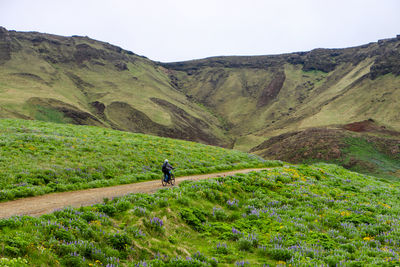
33,106 -> 72,124
342,136 -> 400,180
0,164 -> 399,266
0,119 -> 280,201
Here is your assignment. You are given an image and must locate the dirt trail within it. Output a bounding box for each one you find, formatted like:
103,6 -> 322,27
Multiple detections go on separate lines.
0,168 -> 268,218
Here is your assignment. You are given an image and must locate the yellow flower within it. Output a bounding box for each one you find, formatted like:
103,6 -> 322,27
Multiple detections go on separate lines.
340,211 -> 351,217
363,236 -> 374,241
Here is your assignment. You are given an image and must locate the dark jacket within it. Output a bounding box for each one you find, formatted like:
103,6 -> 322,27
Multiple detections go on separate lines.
162,162 -> 173,173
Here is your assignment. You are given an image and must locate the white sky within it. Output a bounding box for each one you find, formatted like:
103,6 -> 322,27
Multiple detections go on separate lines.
1,0 -> 399,62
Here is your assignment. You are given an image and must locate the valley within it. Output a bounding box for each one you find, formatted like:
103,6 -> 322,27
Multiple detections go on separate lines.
0,27 -> 400,265
1,27 -> 399,178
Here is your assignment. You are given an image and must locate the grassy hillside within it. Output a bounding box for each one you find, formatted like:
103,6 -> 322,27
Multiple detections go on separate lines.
163,37 -> 400,150
0,27 -> 230,146
0,119 -> 279,202
1,27 -> 400,180
250,121 -> 400,180
168,63 -> 400,151
0,164 -> 399,266
2,27 -> 400,152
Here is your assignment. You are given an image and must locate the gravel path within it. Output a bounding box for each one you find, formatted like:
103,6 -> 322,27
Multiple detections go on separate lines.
0,168 -> 268,218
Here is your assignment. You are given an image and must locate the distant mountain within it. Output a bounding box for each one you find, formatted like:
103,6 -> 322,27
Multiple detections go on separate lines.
0,27 -> 399,177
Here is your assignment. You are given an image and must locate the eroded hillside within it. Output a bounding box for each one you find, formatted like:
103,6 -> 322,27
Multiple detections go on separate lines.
0,27 -> 230,146
1,27 -> 400,154
162,36 -> 400,150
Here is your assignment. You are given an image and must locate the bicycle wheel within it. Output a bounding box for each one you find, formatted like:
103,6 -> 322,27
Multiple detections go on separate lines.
162,176 -> 167,186
170,173 -> 175,186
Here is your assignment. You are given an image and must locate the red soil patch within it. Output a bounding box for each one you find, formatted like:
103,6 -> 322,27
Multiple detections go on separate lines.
343,119 -> 400,136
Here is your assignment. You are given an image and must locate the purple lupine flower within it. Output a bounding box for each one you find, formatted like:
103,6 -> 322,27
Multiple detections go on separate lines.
227,199 -> 239,207
232,227 -> 241,235
150,217 -> 163,227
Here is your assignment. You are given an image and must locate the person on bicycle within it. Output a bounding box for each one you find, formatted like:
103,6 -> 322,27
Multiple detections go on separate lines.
162,159 -> 174,182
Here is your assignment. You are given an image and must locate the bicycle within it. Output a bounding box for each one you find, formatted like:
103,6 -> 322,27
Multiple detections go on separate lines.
162,171 -> 175,186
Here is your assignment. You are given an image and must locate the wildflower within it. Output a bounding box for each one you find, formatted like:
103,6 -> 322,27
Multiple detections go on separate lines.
150,217 -> 163,227
363,236 -> 374,241
232,227 -> 242,235
340,211 -> 351,217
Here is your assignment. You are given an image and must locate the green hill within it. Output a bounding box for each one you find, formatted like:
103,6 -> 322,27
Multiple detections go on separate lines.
162,38 -> 400,150
0,27 -> 230,147
0,119 -> 278,201
0,164 -> 399,266
1,27 -> 399,178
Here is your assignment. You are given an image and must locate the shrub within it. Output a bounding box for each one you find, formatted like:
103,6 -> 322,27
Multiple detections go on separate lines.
53,228 -> 75,242
267,246 -> 293,261
61,253 -> 86,267
179,208 -> 206,232
237,238 -> 252,251
80,211 -> 98,222
212,207 -> 228,221
108,233 -> 131,251
96,204 -> 117,216
0,257 -> 28,266
115,200 -> 132,212
3,246 -> 20,257
215,242 -> 229,254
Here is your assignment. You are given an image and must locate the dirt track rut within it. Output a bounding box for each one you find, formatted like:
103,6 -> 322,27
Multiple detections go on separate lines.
0,168 -> 268,218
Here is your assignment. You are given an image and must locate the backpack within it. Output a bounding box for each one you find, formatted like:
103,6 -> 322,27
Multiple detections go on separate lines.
162,162 -> 167,172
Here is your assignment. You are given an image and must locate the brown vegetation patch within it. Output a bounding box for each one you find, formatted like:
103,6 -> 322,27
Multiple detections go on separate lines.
0,106 -> 31,120
90,101 -> 106,119
74,43 -> 102,64
0,27 -> 11,64
257,70 -> 286,107
150,98 -> 223,146
106,101 -> 167,134
251,127 -> 347,162
11,73 -> 49,85
343,119 -> 400,136
106,99 -> 225,146
65,72 -> 94,97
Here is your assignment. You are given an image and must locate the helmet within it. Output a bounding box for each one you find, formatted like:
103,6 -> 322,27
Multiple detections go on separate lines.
164,159 -> 168,162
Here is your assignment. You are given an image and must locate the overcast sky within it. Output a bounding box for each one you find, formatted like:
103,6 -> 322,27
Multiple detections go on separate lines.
1,0 -> 399,62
